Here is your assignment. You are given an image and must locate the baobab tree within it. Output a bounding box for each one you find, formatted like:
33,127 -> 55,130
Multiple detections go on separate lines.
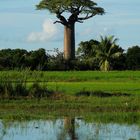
37,0 -> 105,61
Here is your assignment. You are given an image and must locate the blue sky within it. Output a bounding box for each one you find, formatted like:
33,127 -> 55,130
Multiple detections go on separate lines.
0,0 -> 140,52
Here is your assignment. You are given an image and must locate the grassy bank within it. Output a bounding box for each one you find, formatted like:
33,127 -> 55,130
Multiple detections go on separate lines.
0,96 -> 140,124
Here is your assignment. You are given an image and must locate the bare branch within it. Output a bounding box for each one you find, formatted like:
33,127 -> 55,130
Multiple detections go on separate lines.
56,11 -> 68,25
53,20 -> 64,24
79,5 -> 85,13
78,13 -> 95,20
68,6 -> 81,23
76,20 -> 83,23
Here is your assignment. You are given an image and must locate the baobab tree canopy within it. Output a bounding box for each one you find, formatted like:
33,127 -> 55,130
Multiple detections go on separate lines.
37,0 -> 104,25
37,0 -> 105,61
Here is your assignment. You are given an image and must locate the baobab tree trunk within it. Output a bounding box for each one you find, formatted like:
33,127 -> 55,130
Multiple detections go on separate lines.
64,117 -> 77,140
64,23 -> 75,61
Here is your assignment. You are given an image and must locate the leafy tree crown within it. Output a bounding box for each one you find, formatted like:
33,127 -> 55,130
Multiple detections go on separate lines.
37,0 -> 105,25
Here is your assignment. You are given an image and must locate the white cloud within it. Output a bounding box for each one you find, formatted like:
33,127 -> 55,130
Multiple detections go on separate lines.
27,19 -> 61,42
81,27 -> 93,35
81,25 -> 115,37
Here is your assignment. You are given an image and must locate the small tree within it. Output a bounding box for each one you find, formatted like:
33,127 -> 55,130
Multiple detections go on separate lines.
37,0 -> 104,61
77,39 -> 100,58
77,39 -> 100,70
126,46 -> 140,70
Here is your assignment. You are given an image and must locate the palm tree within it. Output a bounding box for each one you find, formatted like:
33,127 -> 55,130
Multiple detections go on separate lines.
96,36 -> 123,71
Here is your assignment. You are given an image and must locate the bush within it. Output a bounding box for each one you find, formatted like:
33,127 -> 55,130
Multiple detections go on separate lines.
0,79 -> 57,99
14,81 -> 28,97
29,82 -> 54,99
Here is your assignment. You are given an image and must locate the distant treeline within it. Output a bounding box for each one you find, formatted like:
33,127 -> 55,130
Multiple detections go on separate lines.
0,40 -> 140,71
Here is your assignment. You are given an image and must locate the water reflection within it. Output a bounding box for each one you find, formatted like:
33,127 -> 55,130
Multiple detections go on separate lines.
0,118 -> 140,140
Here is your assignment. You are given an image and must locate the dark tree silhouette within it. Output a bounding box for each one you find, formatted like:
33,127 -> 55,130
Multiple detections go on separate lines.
126,46 -> 140,70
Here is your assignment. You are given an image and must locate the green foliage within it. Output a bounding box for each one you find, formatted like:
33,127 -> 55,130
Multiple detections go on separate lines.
47,50 -> 66,70
0,81 -> 14,98
29,82 -> 51,98
0,81 -> 27,98
77,39 -> 99,58
0,80 -> 51,99
126,46 -> 140,70
14,81 -> 28,97
28,48 -> 48,70
76,36 -> 124,70
111,54 -> 126,70
76,40 -> 100,70
96,36 -> 123,71
37,0 -> 104,14
0,44 -> 139,71
37,0 -> 104,23
0,48 -> 48,71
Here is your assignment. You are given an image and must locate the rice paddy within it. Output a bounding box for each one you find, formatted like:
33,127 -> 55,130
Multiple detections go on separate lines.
0,70 -> 139,121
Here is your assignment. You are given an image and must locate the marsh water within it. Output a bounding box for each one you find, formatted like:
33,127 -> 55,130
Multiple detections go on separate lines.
0,118 -> 140,140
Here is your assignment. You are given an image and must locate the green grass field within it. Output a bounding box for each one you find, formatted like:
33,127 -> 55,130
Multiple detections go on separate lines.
0,71 -> 140,121
0,71 -> 140,82
47,81 -> 140,95
0,71 -> 140,95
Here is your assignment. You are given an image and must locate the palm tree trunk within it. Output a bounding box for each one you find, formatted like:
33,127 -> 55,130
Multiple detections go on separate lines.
64,23 -> 75,61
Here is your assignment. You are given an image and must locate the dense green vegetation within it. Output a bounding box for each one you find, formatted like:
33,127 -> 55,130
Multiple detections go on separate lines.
0,71 -> 140,96
77,38 -> 140,71
0,41 -> 140,71
77,36 -> 124,71
0,71 -> 139,121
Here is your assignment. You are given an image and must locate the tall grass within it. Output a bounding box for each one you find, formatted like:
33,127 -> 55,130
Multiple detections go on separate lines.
0,80 -> 53,99
0,96 -> 140,123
